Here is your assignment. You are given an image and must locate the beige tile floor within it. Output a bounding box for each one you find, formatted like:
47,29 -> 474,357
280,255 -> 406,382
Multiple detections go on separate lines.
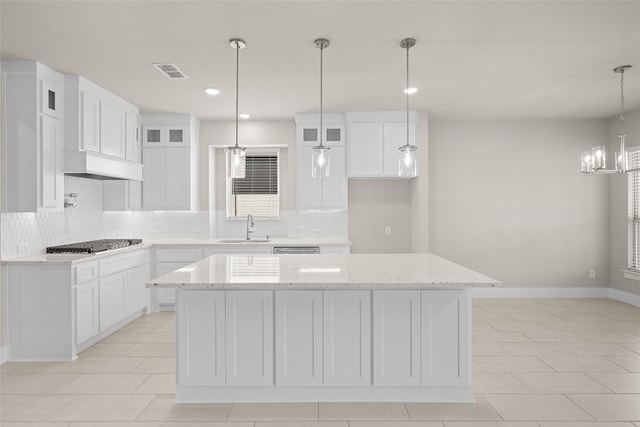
1,298 -> 639,427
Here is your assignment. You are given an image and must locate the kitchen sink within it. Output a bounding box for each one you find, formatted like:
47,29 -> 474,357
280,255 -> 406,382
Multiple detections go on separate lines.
218,238 -> 271,243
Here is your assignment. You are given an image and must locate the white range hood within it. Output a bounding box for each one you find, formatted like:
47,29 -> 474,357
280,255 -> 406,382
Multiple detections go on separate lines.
64,150 -> 143,181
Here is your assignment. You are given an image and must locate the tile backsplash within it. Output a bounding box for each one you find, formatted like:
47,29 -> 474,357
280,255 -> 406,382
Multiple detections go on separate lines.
0,176 -> 348,259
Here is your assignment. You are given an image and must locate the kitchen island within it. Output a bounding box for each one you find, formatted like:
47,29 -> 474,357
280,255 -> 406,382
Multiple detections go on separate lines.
148,253 -> 499,403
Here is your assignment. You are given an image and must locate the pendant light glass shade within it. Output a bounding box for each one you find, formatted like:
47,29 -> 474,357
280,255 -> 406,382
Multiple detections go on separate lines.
227,38 -> 247,178
398,38 -> 418,178
581,65 -> 636,174
312,38 -> 331,178
312,146 -> 330,177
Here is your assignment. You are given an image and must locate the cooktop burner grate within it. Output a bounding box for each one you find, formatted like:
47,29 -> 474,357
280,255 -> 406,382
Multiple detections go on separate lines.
46,239 -> 143,254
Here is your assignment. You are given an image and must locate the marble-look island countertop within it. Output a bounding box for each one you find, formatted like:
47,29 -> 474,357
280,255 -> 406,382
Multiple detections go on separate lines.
147,253 -> 500,290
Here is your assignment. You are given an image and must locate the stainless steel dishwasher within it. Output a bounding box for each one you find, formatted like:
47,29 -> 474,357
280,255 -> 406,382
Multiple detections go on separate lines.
273,246 -> 320,254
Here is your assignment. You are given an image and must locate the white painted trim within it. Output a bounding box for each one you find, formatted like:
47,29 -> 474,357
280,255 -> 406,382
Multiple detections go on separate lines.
609,288 -> 640,307
471,287 -> 609,299
622,269 -> 640,281
0,345 -> 8,365
471,286 -> 640,308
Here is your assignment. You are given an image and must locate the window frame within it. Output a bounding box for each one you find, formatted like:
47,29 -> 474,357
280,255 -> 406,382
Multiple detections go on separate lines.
225,148 -> 281,220
627,145 -> 640,278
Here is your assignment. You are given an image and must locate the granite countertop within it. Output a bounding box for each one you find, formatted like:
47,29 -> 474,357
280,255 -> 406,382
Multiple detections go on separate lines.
1,238 -> 351,264
147,253 -> 501,290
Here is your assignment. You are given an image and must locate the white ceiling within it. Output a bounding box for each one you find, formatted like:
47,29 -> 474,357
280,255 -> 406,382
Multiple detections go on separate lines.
1,1 -> 639,121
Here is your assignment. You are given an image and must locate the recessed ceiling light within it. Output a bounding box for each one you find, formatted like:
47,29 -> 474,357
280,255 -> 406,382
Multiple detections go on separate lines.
238,113 -> 250,119
204,87 -> 220,96
404,87 -> 418,94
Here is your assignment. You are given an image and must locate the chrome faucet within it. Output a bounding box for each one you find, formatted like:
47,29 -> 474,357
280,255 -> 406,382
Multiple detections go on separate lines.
246,214 -> 254,241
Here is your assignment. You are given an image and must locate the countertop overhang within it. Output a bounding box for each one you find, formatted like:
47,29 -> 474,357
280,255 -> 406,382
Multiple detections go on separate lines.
147,253 -> 500,290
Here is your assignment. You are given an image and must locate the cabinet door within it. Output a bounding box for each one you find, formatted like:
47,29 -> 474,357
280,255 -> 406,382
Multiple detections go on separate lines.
348,122 -> 383,177
125,112 -> 139,161
321,145 -> 347,208
324,290 -> 371,386
166,125 -> 188,146
275,291 -> 322,386
177,290 -> 225,385
421,290 -> 470,386
40,114 -> 63,209
226,290 -> 273,386
127,265 -> 149,314
142,148 -> 164,209
99,272 -> 127,331
81,91 -> 100,152
143,125 -> 163,146
296,145 -> 322,209
75,280 -> 99,346
383,122 -> 417,177
373,290 -> 421,386
164,147 -> 190,209
41,78 -> 62,118
154,262 -> 191,305
100,100 -> 126,158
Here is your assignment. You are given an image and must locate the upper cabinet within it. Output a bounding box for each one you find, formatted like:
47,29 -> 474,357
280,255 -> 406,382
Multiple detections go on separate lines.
347,111 -> 419,178
64,75 -> 142,180
295,113 -> 348,210
140,115 -> 200,211
2,61 -> 64,212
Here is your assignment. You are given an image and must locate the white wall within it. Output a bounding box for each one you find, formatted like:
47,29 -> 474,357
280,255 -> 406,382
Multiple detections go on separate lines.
429,120 -> 610,288
608,109 -> 640,296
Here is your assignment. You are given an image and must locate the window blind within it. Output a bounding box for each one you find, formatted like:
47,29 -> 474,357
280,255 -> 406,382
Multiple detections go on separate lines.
629,150 -> 640,271
228,154 -> 280,218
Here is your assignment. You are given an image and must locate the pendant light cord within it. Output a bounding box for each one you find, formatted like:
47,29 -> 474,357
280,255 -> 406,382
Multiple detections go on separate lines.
406,41 -> 410,148
620,68 -> 625,136
319,42 -> 324,148
235,40 -> 240,149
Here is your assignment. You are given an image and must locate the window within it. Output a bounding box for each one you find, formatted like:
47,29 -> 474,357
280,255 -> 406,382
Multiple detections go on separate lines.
629,148 -> 640,272
226,149 -> 280,218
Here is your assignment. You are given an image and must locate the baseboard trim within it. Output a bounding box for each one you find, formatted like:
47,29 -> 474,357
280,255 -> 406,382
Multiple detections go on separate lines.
0,345 -> 8,365
471,286 -> 640,307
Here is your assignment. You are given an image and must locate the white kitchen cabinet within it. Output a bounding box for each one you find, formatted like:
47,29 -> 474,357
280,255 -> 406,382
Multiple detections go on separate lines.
127,265 -> 150,313
75,280 -> 100,347
323,290 -> 371,386
177,290 -> 226,386
6,248 -> 149,361
295,113 -> 348,210
421,290 -> 470,386
140,115 -> 199,211
152,248 -> 205,309
275,291 -> 322,386
347,112 -> 418,178
64,74 -> 142,180
226,291 -> 274,386
2,61 -> 64,212
99,271 -> 128,331
373,290 -> 421,386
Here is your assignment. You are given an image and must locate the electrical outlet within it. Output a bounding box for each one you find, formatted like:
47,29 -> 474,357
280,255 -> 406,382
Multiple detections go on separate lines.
589,269 -> 596,279
16,243 -> 30,254
384,226 -> 392,236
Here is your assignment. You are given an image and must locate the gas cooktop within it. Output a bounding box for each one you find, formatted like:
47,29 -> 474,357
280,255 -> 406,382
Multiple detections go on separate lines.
46,239 -> 143,254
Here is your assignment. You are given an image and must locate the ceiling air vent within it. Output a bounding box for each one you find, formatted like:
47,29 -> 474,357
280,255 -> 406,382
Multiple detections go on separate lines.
152,63 -> 189,80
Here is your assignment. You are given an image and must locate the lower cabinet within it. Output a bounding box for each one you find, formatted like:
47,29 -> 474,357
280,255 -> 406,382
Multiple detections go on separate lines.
99,271 -> 128,331
75,280 -> 99,347
373,290 -> 421,386
323,290 -> 371,386
176,288 -> 469,391
226,291 -> 274,386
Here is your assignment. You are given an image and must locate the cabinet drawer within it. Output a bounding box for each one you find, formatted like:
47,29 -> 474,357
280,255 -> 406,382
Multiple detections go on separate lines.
99,249 -> 149,277
74,261 -> 99,284
155,248 -> 203,263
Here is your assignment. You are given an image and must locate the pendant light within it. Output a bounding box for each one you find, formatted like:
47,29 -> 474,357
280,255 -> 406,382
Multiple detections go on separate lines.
581,65 -> 637,174
398,38 -> 418,178
227,38 -> 246,178
312,38 -> 330,178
